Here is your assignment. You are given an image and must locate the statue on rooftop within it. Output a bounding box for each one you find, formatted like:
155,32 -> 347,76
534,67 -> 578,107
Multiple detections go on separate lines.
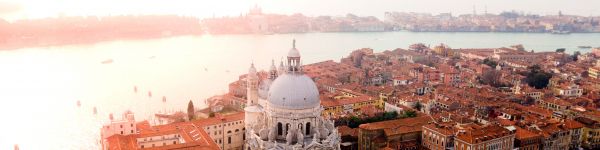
296,128 -> 305,145
268,126 -> 276,142
286,128 -> 294,145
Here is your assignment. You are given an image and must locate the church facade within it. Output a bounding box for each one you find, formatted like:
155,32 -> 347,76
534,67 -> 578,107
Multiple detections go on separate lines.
244,40 -> 341,150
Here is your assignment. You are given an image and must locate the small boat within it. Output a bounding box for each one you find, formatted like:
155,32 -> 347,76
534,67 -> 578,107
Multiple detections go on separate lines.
77,100 -> 81,107
578,46 -> 592,49
133,86 -> 138,93
551,30 -> 570,34
148,91 -> 152,97
93,107 -> 97,115
101,59 -> 113,64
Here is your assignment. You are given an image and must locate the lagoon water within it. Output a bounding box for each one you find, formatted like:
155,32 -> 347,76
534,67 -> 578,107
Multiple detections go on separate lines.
0,31 -> 598,149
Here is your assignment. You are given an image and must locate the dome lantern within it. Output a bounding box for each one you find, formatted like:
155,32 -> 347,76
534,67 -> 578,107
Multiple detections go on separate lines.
286,39 -> 301,73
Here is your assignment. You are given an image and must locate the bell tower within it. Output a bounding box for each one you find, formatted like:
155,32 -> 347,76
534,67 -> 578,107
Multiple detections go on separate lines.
246,63 -> 259,106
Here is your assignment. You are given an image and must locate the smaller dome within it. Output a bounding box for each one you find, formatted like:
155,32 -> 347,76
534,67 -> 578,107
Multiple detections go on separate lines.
288,48 -> 300,58
288,39 -> 300,58
248,63 -> 257,76
270,60 -> 277,71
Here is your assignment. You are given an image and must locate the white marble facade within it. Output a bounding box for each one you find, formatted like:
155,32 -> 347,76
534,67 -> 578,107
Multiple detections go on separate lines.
244,40 -> 341,150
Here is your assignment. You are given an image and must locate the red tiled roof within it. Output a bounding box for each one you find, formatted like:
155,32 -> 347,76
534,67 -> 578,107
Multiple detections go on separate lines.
455,124 -> 513,144
360,116 -> 432,136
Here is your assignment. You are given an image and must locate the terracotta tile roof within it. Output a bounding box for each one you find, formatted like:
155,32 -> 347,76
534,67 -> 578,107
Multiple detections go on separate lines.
106,134 -> 136,150
455,124 -> 514,144
423,124 -> 456,136
359,115 -> 432,136
106,120 -> 219,150
191,112 -> 244,127
564,119 -> 584,129
515,127 -> 541,140
337,125 -> 359,137
498,119 -> 516,126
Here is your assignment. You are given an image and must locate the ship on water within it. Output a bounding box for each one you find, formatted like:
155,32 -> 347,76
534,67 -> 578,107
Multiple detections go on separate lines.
551,30 -> 570,34
101,59 -> 113,64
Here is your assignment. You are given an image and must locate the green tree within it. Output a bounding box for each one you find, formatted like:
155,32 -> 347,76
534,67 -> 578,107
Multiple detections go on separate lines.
383,111 -> 398,120
573,51 -> 581,61
525,65 -> 552,89
413,102 -> 423,111
481,70 -> 503,87
482,58 -> 498,67
187,100 -> 195,121
348,116 -> 362,128
401,110 -> 417,118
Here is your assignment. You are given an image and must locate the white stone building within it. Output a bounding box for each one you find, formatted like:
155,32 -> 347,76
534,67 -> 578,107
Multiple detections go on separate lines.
100,111 -> 137,150
244,40 -> 341,150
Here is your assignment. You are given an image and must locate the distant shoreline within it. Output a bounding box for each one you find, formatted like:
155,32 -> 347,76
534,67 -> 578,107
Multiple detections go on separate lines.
2,30 -> 600,51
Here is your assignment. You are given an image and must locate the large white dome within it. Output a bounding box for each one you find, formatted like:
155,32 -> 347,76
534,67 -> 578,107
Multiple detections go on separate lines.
267,73 -> 320,110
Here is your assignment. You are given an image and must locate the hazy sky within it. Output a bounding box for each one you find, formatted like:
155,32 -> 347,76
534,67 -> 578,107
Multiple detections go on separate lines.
1,0 -> 599,21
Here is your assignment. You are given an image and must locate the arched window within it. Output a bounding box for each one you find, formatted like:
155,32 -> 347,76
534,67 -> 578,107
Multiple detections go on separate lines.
277,123 -> 283,135
306,122 -> 311,135
298,123 -> 303,133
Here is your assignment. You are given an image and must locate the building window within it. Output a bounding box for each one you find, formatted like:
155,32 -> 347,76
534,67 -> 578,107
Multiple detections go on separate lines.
228,137 -> 231,144
306,122 -> 311,135
121,131 -> 123,135
131,124 -> 133,127
277,123 -> 283,135
173,141 -> 176,144
120,125 -> 123,128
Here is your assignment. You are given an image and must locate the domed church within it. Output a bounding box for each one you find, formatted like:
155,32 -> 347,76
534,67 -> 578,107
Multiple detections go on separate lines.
245,40 -> 341,150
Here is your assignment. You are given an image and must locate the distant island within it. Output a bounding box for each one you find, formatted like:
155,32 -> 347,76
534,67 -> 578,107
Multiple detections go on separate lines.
204,7 -> 600,34
1,7 -> 600,50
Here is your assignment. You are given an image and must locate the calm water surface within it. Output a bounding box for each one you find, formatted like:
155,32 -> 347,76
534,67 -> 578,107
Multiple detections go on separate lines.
0,31 -> 598,149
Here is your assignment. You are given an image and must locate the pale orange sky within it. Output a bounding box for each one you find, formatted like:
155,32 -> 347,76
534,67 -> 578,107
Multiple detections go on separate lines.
1,0 -> 599,21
